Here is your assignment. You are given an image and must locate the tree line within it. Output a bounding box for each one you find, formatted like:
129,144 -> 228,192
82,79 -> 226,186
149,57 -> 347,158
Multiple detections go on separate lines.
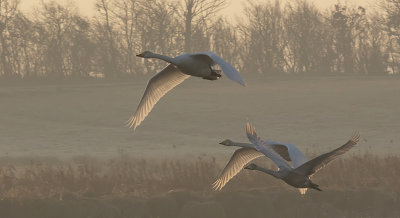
0,0 -> 399,80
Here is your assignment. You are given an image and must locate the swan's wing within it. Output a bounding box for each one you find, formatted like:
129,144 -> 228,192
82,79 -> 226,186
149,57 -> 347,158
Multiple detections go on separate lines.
197,51 -> 246,86
212,148 -> 264,191
126,64 -> 190,130
263,140 -> 291,161
293,132 -> 360,176
246,123 -> 292,170
270,143 -> 309,168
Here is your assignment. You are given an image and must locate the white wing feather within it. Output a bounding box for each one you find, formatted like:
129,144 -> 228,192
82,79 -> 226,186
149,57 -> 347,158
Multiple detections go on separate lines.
213,148 -> 264,191
127,64 -> 190,130
197,51 -> 246,86
246,123 -> 292,170
293,132 -> 360,176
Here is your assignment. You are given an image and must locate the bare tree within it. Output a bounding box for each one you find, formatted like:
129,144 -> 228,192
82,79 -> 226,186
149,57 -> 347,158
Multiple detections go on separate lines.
285,1 -> 331,74
329,4 -> 367,74
179,0 -> 226,52
137,0 -> 181,74
239,0 -> 285,74
38,1 -> 76,82
0,0 -> 393,79
68,15 -> 95,78
34,1 -> 96,81
7,12 -> 30,77
94,0 -> 120,78
0,0 -> 19,77
380,0 -> 400,74
112,0 -> 140,75
381,0 -> 400,43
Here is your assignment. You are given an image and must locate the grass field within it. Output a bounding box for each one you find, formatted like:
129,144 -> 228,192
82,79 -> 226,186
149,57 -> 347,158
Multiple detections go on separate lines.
0,153 -> 399,217
0,76 -> 400,217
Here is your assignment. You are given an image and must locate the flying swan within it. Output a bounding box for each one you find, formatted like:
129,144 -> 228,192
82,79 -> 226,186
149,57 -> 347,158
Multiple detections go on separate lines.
213,122 -> 360,194
126,51 -> 246,130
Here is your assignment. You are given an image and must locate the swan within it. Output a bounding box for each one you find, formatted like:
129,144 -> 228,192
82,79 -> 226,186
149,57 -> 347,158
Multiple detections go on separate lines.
213,138 -> 309,194
126,51 -> 246,130
213,122 -> 360,194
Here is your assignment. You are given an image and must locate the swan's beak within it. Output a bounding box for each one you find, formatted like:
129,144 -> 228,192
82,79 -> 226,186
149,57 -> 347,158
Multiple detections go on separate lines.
136,53 -> 145,57
219,140 -> 231,146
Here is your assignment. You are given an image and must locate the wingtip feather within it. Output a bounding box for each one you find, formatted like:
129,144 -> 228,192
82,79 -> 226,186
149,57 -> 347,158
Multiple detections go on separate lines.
246,121 -> 257,140
212,180 -> 223,191
245,121 -> 252,134
125,116 -> 138,130
350,131 -> 360,144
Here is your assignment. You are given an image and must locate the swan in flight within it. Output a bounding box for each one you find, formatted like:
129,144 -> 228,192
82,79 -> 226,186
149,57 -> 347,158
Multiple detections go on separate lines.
126,51 -> 246,130
213,122 -> 360,194
213,137 -> 309,194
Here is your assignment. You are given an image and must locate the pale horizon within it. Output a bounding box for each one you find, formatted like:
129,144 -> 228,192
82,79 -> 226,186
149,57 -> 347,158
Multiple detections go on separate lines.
19,0 -> 378,19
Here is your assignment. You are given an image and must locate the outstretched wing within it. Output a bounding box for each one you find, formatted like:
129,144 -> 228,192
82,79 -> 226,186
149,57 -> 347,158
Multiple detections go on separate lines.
246,122 -> 292,170
293,132 -> 360,176
196,51 -> 246,86
126,64 -> 190,130
213,148 -> 264,191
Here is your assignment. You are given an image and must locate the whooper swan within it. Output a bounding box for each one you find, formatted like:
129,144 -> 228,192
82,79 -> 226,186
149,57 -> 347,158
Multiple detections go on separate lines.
127,51 -> 246,130
213,122 -> 359,194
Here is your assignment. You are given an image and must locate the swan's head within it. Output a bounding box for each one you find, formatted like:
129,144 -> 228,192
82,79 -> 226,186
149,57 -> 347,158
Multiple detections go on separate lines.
219,139 -> 234,146
136,51 -> 153,58
244,163 -> 257,170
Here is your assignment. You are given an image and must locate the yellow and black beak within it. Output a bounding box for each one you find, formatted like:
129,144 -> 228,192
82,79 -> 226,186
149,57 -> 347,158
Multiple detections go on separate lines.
136,52 -> 145,57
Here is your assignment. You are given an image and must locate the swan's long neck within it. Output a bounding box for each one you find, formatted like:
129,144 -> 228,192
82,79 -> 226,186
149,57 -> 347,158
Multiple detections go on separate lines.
231,141 -> 254,149
254,165 -> 281,179
147,53 -> 178,65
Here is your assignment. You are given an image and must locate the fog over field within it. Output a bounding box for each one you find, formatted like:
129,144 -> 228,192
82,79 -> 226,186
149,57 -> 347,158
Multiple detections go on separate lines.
1,76 -> 400,160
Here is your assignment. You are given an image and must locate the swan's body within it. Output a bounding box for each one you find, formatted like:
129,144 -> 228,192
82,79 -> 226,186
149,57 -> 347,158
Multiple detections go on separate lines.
127,51 -> 246,130
213,123 -> 360,194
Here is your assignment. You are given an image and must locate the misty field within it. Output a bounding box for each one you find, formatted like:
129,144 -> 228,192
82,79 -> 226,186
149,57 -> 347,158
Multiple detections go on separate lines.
0,153 -> 399,217
0,76 -> 400,217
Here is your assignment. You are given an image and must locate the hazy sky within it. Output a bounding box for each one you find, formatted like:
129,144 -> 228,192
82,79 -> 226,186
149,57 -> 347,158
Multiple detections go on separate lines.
19,0 -> 378,18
